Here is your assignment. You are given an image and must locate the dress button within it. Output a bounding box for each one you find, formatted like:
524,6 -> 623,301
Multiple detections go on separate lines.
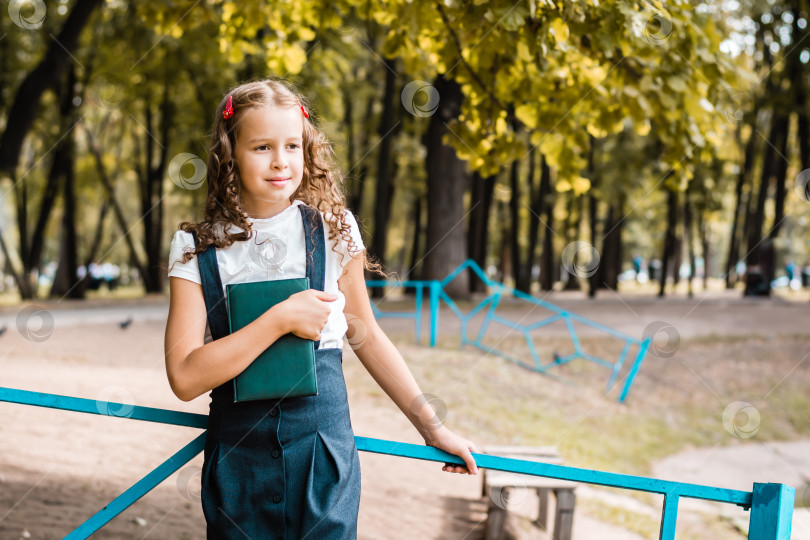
273,494 -> 282,503
271,449 -> 281,459
269,407 -> 278,417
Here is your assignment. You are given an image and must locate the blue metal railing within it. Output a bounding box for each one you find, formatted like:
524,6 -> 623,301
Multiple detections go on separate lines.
0,387 -> 794,539
367,259 -> 650,402
365,279 -> 429,344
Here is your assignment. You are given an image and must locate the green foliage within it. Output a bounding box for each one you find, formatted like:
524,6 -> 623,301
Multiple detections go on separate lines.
0,0 -> 767,280
355,0 -> 749,192
140,0 -> 751,195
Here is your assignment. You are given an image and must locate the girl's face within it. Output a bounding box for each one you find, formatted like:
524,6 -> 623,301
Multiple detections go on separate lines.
233,105 -> 305,219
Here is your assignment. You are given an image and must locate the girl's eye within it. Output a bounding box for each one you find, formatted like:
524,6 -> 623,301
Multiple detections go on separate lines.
254,144 -> 300,150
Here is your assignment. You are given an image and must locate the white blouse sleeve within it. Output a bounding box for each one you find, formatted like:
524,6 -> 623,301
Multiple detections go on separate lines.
167,230 -> 201,284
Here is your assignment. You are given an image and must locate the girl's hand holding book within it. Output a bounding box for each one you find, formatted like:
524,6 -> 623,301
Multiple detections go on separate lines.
278,289 -> 338,341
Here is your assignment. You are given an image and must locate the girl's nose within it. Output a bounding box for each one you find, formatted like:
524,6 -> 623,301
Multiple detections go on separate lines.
271,153 -> 288,169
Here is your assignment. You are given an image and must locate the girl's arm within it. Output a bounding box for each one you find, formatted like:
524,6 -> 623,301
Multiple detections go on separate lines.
338,254 -> 479,475
164,276 -> 336,401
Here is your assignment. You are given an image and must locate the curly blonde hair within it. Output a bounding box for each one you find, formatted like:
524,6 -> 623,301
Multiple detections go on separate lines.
175,78 -> 386,277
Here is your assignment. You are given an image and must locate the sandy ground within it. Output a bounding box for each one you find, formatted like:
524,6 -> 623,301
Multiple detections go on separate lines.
0,291 -> 808,539
0,319 -> 644,540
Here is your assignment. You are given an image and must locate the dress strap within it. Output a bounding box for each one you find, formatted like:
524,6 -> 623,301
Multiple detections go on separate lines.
190,230 -> 229,341
190,204 -> 325,345
299,204 -> 325,292
299,204 -> 326,349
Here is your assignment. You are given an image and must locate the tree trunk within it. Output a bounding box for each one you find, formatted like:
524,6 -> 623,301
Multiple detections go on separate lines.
658,186 -> 678,297
9,67 -> 85,298
768,116 -> 790,240
540,172 -> 557,291
525,148 -> 543,295
348,35 -> 380,217
791,0 -> 809,176
799,85 -> 810,175
740,161 -> 756,273
49,142 -> 81,298
404,195 -> 423,296
0,229 -> 30,296
15,156 -> 29,269
0,0 -> 102,177
539,159 -> 555,291
22,116 -> 75,298
0,17 -> 8,116
510,157 -> 530,292
698,207 -> 710,291
423,74 -> 470,297
614,199 -> 624,287
672,212 -> 683,288
562,193 -> 581,291
770,4 -> 801,242
586,137 -> 600,298
343,82 -> 358,211
467,171 -> 496,292
726,121 -> 756,288
684,191 -> 696,298
497,200 -> 510,283
138,78 -> 172,294
49,66 -> 83,298
27,151 -> 62,278
369,58 -> 400,298
349,92 -> 377,216
744,113 -> 788,296
600,202 -> 622,290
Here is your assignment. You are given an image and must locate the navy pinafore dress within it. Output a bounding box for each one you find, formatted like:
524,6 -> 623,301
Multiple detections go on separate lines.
192,205 -> 362,539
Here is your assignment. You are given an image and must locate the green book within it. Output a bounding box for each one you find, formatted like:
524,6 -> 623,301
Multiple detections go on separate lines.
226,278 -> 318,402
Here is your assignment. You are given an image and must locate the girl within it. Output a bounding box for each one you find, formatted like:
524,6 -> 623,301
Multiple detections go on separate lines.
164,79 -> 478,539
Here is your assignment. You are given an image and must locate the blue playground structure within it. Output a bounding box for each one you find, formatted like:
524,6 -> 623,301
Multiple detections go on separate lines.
0,387 -> 794,539
367,259 -> 650,403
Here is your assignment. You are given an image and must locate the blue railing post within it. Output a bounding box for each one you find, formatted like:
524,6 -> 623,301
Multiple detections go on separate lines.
65,432 -> 207,540
618,338 -> 651,403
429,280 -> 440,347
748,482 -> 794,539
414,284 -> 423,345
362,260 -> 654,402
659,490 -> 680,539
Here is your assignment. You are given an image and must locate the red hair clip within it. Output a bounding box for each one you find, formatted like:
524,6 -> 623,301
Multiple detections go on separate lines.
300,102 -> 309,118
222,95 -> 234,119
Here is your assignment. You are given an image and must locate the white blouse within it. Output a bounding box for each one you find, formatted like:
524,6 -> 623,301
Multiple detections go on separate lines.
167,200 -> 366,349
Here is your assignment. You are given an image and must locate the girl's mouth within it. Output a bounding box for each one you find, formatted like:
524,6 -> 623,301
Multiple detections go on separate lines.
267,178 -> 289,187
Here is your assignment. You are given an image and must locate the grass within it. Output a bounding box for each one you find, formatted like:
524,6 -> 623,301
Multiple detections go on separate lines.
577,498 -> 661,538
578,498 -> 747,540
344,330 -> 810,537
796,484 -> 810,509
348,332 -> 810,471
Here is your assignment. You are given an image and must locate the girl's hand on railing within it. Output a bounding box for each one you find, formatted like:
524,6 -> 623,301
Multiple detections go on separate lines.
424,426 -> 479,475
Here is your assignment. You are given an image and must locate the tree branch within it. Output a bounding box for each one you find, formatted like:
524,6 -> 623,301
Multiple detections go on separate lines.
432,0 -> 518,127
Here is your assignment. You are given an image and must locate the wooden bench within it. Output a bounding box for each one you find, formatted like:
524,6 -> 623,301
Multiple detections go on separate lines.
481,446 -> 577,540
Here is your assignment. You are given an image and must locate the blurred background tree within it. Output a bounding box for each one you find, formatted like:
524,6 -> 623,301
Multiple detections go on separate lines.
0,0 -> 808,302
